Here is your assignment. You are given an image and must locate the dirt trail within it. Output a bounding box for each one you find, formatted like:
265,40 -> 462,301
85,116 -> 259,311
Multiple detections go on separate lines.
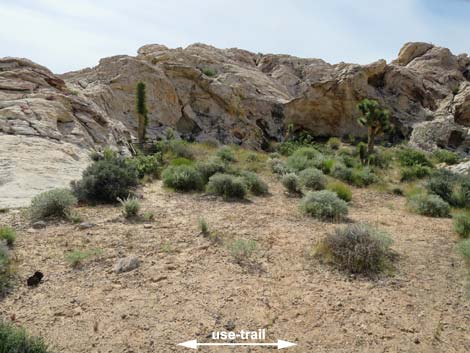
1,178 -> 469,353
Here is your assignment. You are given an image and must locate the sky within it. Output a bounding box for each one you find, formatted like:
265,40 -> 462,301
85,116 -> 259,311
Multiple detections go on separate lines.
0,0 -> 469,73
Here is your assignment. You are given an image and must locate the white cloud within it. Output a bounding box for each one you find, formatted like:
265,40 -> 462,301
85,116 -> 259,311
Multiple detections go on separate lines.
0,0 -> 468,73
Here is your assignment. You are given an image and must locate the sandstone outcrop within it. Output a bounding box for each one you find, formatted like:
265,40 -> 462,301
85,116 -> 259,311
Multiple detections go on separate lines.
1,42 -> 470,206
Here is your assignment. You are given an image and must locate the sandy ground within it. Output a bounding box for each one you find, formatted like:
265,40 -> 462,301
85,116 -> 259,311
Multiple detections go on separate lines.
1,177 -> 470,353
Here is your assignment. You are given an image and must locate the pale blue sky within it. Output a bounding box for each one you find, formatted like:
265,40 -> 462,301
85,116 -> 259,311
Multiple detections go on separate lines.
1,0 -> 469,73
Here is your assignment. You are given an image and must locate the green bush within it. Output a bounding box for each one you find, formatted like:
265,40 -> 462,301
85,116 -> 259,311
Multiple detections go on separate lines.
201,67 -> 217,77
216,146 -> 236,162
281,173 -> 301,194
425,169 -> 458,205
0,243 -> 13,295
298,168 -> 327,191
268,158 -> 288,175
30,188 -> 77,221
407,193 -> 450,218
312,155 -> 335,174
162,165 -> 204,192
228,239 -> 257,263
65,248 -> 102,268
332,163 -> 353,183
240,171 -> 268,195
118,197 -> 141,218
340,155 -> 358,168
327,137 -> 341,150
168,140 -> 194,159
0,322 -> 50,353
286,154 -> 316,173
350,167 -> 377,187
300,190 -> 348,221
129,154 -> 162,179
432,148 -> 460,165
454,213 -> 470,238
458,177 -> 470,207
0,227 -> 16,247
207,173 -> 247,200
170,157 -> 193,166
292,147 -> 320,160
356,142 -> 368,164
327,181 -> 352,202
368,149 -> 393,168
400,165 -> 431,182
196,158 -> 227,183
457,239 -> 470,265
72,157 -> 138,203
198,217 -> 209,236
314,223 -> 393,274
397,147 -> 433,167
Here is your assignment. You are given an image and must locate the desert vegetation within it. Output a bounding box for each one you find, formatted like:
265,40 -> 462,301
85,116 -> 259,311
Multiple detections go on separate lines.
2,126 -> 470,352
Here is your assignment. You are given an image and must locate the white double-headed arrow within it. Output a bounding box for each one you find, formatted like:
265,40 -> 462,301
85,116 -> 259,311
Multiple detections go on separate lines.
178,339 -> 297,350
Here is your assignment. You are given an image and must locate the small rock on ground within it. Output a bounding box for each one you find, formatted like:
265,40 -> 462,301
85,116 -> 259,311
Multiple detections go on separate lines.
114,256 -> 140,274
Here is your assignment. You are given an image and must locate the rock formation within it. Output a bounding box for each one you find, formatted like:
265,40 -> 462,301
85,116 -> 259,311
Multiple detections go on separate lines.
1,42 -> 470,206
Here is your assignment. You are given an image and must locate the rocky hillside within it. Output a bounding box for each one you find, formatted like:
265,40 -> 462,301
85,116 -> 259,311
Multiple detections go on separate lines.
1,42 -> 470,207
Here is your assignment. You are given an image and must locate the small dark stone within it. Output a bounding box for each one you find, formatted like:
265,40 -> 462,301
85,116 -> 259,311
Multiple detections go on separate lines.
27,271 -> 44,287
414,337 -> 420,344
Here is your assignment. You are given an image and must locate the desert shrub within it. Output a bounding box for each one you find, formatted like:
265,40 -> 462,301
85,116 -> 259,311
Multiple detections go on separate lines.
30,188 -> 77,221
142,211 -> 155,221
327,137 -> 341,150
300,190 -> 348,221
207,173 -> 247,200
245,152 -> 259,162
407,193 -> 450,218
457,239 -> 470,265
162,165 -> 204,192
432,148 -> 460,165
0,243 -> 13,295
168,140 -> 194,159
65,248 -> 102,268
216,146 -> 236,162
425,169 -> 458,204
327,181 -> 352,202
350,167 -> 377,187
454,213 -> 470,238
118,197 -> 141,218
0,227 -> 16,247
331,163 -> 353,183
0,322 -> 50,353
129,154 -> 162,179
312,155 -> 335,174
228,239 -> 257,263
314,224 -> 393,274
281,173 -> 301,194
298,168 -> 327,191
400,165 -> 431,182
368,149 -> 393,168
196,158 -> 227,183
170,157 -> 193,166
398,147 -> 433,167
239,171 -> 268,195
286,154 -> 315,173
292,146 -> 320,160
72,158 -> 138,203
340,155 -> 358,168
198,217 -> 209,235
356,142 -> 368,164
269,152 -> 281,159
201,67 -> 217,77
458,177 -> 470,207
268,158 -> 288,175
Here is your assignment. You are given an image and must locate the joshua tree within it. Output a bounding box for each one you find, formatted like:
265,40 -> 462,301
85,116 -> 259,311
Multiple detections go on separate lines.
357,99 -> 391,155
136,82 -> 148,146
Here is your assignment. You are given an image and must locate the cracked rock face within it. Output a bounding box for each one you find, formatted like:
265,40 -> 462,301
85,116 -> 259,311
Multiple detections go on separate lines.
1,42 -> 470,206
